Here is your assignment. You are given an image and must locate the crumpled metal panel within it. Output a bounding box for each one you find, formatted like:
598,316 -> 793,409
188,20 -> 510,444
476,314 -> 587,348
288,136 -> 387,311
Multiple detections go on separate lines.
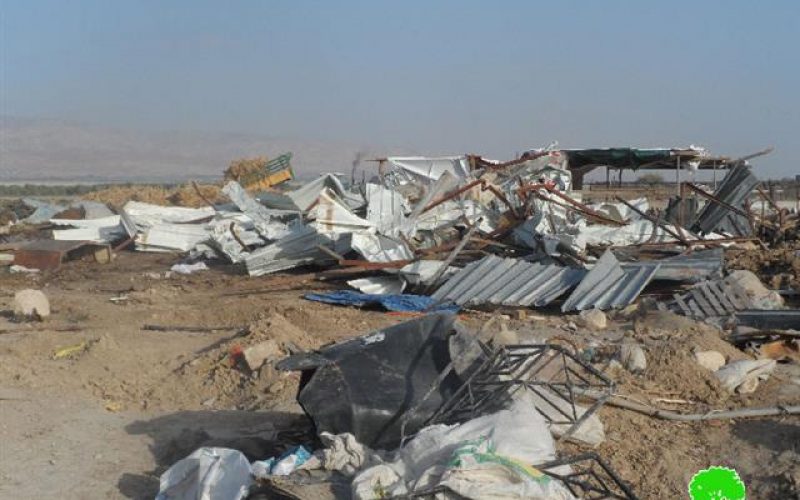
661,278 -> 752,319
244,225 -> 350,276
222,181 -> 274,224
347,276 -> 407,295
691,164 -> 758,236
431,255 -> 586,307
562,251 -> 659,312
620,248 -> 724,282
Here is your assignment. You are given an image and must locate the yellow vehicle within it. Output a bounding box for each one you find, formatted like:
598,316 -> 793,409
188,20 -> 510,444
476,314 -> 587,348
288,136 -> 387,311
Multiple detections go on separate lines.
236,153 -> 295,191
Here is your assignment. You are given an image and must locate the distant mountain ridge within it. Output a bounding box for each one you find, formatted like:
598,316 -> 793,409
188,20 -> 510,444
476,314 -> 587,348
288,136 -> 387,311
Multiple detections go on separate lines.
0,116 -> 407,182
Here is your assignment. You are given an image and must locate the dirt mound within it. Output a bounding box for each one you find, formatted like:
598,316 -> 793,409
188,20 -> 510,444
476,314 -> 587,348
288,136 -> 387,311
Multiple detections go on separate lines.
622,311 -> 749,405
727,242 -> 800,290
83,183 -> 224,209
141,310 -> 353,412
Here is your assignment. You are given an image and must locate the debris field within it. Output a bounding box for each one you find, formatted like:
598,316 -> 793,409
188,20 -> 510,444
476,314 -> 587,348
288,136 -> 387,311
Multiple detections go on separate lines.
0,147 -> 798,499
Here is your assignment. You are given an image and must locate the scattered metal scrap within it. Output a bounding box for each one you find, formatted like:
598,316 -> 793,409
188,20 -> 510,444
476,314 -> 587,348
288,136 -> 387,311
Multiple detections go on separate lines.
426,343 -> 615,442
660,278 -> 753,319
431,254 -> 586,307
536,453 -> 639,500
562,251 -> 659,312
13,240 -> 112,271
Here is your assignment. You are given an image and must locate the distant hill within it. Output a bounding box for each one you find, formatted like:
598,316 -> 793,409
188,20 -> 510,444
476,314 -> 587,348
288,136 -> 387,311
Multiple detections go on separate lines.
0,116 -> 406,183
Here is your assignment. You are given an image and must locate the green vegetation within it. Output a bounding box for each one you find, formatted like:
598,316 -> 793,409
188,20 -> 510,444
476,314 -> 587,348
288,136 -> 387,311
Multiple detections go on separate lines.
689,467 -> 746,500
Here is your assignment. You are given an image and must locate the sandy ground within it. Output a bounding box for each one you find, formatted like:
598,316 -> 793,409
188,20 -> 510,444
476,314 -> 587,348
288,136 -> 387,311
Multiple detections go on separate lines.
0,252 -> 798,499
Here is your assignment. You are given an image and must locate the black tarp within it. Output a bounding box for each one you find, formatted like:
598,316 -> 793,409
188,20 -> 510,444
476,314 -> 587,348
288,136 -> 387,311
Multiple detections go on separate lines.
276,313 -> 465,450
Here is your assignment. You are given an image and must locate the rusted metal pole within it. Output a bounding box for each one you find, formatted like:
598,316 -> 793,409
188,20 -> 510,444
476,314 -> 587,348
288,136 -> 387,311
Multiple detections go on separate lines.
614,196 -> 689,246
423,219 -> 482,294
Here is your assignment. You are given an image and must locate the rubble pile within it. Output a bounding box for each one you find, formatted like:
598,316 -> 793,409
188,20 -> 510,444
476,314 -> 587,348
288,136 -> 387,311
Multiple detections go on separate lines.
3,146 -> 800,498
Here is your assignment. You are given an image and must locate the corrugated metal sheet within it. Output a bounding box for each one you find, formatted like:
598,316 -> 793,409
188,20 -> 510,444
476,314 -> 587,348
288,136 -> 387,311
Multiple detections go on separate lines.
621,248 -> 724,282
663,279 -> 752,319
735,309 -> 800,331
562,251 -> 659,312
691,164 -> 758,236
244,225 -> 351,276
431,254 -> 586,307
347,276 -> 406,295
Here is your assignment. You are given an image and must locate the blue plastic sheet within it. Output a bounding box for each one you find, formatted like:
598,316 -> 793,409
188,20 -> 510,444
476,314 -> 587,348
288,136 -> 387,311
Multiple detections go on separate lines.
304,290 -> 459,313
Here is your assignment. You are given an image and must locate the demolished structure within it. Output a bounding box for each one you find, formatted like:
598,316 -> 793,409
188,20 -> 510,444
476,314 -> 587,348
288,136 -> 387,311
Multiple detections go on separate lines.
3,145 -> 800,499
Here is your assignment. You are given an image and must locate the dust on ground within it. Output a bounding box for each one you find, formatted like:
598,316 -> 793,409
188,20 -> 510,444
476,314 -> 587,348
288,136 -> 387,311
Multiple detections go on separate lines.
0,252 -> 797,499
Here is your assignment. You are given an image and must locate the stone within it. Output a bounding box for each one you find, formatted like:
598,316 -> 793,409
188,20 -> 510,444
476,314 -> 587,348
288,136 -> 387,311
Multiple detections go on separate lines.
492,323 -> 519,346
694,350 -> 726,371
618,343 -> 647,374
13,289 -> 50,319
724,270 -> 785,310
715,359 -> 777,394
511,309 -> 527,321
579,309 -> 608,330
242,340 -> 282,371
618,304 -> 639,318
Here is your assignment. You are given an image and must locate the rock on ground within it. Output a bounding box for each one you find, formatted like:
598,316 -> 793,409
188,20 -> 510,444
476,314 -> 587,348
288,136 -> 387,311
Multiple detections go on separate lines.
618,343 -> 647,374
695,350 -> 726,372
13,289 -> 50,319
579,309 -> 607,330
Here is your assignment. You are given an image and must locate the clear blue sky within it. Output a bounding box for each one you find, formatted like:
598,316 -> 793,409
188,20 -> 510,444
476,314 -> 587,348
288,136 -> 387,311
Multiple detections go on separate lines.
2,0 -> 798,177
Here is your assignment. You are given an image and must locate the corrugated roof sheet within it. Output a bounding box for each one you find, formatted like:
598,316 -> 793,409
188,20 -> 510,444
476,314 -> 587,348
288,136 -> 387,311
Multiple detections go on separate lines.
562,251 -> 659,312
691,164 -> 758,236
661,278 -> 752,319
620,248 -> 724,282
431,255 -> 586,307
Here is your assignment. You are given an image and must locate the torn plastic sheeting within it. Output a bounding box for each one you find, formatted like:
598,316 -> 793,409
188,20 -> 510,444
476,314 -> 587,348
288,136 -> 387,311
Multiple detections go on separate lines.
351,233 -> 413,263
155,447 -> 252,500
348,398 -> 572,499
347,276 -> 407,295
304,290 -> 459,313
312,188 -> 375,234
276,313 -> 465,450
561,251 -> 659,312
